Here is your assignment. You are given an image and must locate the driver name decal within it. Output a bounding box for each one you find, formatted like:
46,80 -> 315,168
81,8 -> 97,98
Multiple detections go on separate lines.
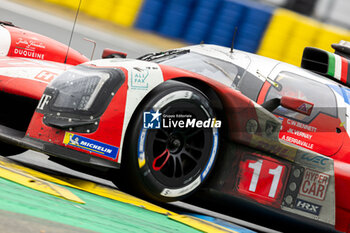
63,132 -> 119,159
281,135 -> 314,149
286,119 -> 317,132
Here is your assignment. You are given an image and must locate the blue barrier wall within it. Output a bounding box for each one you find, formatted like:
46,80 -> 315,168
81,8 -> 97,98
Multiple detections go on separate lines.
135,0 -> 274,53
135,0 -> 166,31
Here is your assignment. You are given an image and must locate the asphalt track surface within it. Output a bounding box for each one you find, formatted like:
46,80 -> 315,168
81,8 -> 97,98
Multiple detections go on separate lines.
0,1 -> 293,233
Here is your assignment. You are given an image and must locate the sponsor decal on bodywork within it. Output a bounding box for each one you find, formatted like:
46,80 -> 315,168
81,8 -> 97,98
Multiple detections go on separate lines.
297,103 -> 313,114
63,132 -> 119,159
130,67 -> 150,90
299,168 -> 329,201
299,153 -> 329,170
295,198 -> 322,216
14,37 -> 46,60
34,70 -> 57,82
37,94 -> 52,110
13,48 -> 44,59
281,151 -> 335,225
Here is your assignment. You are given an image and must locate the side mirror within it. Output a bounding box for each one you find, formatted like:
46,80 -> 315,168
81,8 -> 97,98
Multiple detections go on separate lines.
102,48 -> 127,59
280,96 -> 314,116
262,97 -> 314,116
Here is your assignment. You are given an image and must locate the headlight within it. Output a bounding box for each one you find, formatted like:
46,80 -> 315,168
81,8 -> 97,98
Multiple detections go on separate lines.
38,65 -> 125,132
51,69 -> 110,111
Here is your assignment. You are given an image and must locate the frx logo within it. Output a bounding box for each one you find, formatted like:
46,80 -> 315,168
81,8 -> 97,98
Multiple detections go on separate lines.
295,198 -> 321,216
143,110 -> 161,129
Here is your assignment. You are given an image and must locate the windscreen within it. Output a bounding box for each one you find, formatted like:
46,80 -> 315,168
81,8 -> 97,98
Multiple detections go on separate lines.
158,52 -> 239,87
266,71 -> 337,123
140,49 -> 264,101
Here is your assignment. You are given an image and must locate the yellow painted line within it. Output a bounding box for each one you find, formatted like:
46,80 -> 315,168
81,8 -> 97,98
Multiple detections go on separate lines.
0,156 -> 174,215
169,215 -> 239,233
0,157 -> 80,188
0,163 -> 84,204
55,176 -> 177,216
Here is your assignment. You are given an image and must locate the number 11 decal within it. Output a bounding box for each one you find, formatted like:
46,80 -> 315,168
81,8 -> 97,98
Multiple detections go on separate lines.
248,160 -> 263,193
268,164 -> 283,198
242,159 -> 285,199
237,156 -> 288,202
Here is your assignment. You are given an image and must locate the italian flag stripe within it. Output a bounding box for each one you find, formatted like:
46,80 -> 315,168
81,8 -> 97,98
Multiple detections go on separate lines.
327,52 -> 336,77
334,54 -> 342,80
327,52 -> 349,82
341,56 -> 349,84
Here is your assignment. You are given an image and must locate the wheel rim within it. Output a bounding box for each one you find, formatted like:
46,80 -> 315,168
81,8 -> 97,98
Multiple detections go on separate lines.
145,100 -> 214,187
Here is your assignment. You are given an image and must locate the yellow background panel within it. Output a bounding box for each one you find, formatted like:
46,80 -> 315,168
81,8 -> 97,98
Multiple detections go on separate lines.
258,8 -> 350,66
83,0 -> 116,20
110,0 -> 144,27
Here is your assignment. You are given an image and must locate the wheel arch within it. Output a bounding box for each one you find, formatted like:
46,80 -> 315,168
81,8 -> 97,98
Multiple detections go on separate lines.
172,77 -> 225,111
171,77 -> 228,137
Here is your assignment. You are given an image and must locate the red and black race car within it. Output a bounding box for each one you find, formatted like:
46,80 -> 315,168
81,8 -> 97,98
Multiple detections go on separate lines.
0,22 -> 350,232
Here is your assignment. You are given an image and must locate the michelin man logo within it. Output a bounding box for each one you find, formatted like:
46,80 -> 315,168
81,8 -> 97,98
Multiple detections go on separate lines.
143,110 -> 161,129
69,134 -> 80,145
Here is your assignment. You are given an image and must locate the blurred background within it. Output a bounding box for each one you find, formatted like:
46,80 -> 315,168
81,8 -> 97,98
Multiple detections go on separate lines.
34,0 -> 350,66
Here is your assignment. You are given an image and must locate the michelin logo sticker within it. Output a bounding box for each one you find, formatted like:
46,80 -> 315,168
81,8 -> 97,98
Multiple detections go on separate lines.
63,132 -> 119,159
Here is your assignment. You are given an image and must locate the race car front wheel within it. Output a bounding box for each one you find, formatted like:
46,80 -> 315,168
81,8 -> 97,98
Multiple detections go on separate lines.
116,81 -> 219,202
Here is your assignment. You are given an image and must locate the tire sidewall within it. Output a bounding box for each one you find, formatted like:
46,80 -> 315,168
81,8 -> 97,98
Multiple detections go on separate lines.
126,81 -> 219,202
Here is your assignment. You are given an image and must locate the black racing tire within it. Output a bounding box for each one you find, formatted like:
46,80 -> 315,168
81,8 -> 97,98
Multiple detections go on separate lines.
0,141 -> 27,156
115,80 -> 220,202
